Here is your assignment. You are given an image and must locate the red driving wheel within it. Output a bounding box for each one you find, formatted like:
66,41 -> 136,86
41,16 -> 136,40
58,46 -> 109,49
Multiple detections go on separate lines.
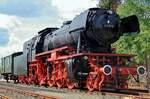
48,79 -> 55,87
86,73 -> 95,91
66,80 -> 76,89
56,79 -> 65,88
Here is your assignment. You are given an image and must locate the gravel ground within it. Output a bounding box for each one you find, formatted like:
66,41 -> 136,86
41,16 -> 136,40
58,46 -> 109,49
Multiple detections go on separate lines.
0,88 -> 35,99
0,81 -> 146,99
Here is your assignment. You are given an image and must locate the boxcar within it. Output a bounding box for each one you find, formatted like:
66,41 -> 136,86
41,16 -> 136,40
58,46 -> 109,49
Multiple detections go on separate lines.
1,52 -> 23,81
14,54 -> 27,76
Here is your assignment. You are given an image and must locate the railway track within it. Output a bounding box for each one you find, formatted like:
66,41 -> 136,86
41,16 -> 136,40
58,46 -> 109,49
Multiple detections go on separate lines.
101,88 -> 148,95
0,81 -> 60,99
0,81 -> 150,99
0,87 -> 59,99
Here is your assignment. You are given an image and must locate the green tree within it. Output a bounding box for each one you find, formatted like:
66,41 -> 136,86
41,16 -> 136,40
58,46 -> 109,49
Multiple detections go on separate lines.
98,0 -> 121,11
114,0 -> 150,63
98,0 -> 150,63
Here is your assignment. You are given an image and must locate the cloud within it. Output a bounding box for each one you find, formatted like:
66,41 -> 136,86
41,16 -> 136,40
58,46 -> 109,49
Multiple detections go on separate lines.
0,14 -> 21,47
0,13 -> 19,28
0,0 -> 98,58
0,0 -> 60,58
0,0 -> 59,17
52,0 -> 98,20
9,17 -> 60,42
0,28 -> 9,46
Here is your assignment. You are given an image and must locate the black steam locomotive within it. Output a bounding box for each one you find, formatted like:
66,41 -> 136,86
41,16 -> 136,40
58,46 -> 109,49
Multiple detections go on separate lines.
24,8 -> 139,61
1,8 -> 145,91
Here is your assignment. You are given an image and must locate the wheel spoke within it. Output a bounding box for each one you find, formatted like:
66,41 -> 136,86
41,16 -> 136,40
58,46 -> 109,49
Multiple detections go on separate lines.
86,73 -> 95,91
56,79 -> 65,88
48,80 -> 55,87
66,80 -> 76,89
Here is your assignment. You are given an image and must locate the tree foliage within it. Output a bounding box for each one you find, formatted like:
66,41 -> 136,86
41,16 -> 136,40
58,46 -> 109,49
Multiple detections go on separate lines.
98,0 -> 122,11
115,0 -> 150,63
98,0 -> 150,63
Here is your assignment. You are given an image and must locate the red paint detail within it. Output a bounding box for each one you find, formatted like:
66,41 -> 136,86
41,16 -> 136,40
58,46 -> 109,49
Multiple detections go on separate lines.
17,46 -> 139,91
28,61 -> 47,85
18,76 -> 28,84
66,80 -> 76,89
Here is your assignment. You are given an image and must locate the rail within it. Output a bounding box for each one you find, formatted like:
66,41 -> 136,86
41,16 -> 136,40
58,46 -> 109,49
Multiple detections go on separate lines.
0,81 -> 150,99
0,85 -> 60,99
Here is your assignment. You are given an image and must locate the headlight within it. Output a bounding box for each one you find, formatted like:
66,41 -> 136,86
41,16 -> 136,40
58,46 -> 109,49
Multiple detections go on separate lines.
137,66 -> 146,76
103,65 -> 112,76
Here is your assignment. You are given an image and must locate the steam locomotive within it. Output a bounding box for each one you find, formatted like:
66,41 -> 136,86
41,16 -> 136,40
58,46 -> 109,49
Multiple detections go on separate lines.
1,8 -> 146,91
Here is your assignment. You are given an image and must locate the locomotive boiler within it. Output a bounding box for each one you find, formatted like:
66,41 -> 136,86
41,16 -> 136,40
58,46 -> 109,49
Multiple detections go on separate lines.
1,8 -> 146,91
43,8 -> 139,53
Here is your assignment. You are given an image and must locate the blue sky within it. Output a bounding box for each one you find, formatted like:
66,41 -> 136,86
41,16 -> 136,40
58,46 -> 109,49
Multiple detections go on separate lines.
0,0 -> 59,17
0,28 -> 9,46
0,0 -> 97,57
